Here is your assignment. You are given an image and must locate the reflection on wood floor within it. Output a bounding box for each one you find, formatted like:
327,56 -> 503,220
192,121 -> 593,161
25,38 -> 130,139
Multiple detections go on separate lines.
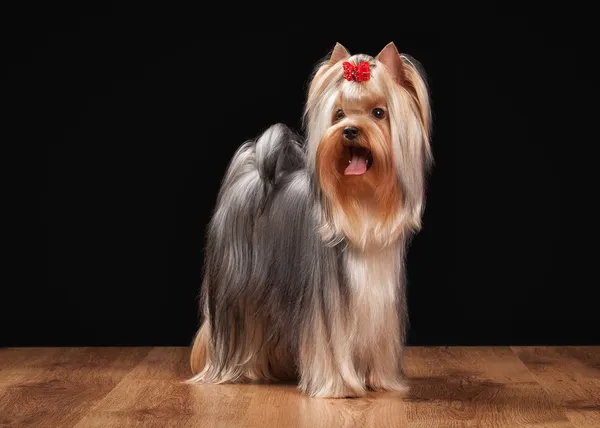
0,346 -> 598,427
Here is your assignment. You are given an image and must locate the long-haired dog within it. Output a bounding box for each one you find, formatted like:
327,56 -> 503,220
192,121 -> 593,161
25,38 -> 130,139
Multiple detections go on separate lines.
188,42 -> 433,398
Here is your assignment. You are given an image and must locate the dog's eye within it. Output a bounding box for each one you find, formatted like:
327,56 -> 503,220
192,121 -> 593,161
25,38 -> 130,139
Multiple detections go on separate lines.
335,109 -> 345,120
372,108 -> 385,120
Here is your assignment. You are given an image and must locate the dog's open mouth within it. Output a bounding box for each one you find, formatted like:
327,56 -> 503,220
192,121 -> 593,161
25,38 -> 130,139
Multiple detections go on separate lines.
344,146 -> 373,176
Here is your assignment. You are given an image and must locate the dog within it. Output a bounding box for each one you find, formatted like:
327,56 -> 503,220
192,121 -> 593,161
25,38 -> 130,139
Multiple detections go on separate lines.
188,42 -> 433,398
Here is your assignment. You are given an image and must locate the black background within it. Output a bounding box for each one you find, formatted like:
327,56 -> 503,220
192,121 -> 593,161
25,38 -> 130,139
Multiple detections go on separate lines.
3,9 -> 598,346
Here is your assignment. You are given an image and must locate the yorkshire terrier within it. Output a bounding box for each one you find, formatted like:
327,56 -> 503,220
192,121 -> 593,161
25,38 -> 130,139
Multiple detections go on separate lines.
188,42 -> 433,398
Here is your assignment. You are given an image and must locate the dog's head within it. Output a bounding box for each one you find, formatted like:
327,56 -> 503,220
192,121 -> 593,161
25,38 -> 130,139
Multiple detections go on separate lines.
304,42 -> 433,249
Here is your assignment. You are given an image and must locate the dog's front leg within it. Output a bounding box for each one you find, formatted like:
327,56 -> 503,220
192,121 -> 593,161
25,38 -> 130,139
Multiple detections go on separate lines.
297,311 -> 366,398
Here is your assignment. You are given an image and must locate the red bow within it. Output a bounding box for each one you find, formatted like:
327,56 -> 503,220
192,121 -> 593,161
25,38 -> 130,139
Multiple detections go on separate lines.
343,61 -> 370,82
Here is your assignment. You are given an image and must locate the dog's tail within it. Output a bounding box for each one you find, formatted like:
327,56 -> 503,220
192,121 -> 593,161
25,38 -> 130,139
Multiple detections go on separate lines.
215,123 -> 305,209
254,123 -> 306,191
189,123 -> 305,382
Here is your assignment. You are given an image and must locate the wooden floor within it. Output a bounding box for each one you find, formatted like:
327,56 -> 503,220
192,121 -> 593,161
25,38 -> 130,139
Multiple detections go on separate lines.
0,347 -> 598,427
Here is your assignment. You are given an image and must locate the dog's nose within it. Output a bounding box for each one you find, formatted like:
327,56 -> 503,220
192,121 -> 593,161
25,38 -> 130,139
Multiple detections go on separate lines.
343,126 -> 359,141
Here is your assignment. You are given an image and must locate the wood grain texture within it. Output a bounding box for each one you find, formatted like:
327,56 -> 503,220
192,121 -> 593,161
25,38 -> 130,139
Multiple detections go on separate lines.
0,347 -> 150,427
403,347 -> 575,428
513,347 -> 600,428
0,346 -> 598,427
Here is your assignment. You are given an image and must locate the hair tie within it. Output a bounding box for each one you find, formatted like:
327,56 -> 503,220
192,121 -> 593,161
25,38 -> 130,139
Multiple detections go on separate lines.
342,61 -> 370,82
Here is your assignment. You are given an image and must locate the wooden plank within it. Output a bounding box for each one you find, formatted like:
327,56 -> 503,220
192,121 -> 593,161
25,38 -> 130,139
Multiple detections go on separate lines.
514,346 -> 600,428
243,383 -> 409,428
403,347 -> 574,428
2,347 -> 597,427
75,347 -> 409,428
0,347 -> 151,427
72,347 -> 251,428
0,348 -> 63,389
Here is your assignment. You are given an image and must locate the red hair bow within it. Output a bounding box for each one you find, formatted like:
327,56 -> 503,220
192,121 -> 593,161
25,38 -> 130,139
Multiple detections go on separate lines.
343,61 -> 370,82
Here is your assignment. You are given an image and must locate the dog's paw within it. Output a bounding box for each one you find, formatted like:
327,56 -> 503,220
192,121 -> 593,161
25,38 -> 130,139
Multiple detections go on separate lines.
299,379 -> 367,399
367,373 -> 409,394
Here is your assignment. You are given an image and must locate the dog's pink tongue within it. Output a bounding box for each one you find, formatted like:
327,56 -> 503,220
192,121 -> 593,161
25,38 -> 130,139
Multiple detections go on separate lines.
344,154 -> 367,175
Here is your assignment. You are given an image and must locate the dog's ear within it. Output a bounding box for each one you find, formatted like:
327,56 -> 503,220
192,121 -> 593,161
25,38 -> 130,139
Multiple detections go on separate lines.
379,44 -> 433,232
329,42 -> 351,65
376,42 -> 405,86
377,43 -> 430,138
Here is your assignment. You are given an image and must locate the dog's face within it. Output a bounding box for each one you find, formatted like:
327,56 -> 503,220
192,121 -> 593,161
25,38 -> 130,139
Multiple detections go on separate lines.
304,42 -> 433,249
316,60 -> 396,212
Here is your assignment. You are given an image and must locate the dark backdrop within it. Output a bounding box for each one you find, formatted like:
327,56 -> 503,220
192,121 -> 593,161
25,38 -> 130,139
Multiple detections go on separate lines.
3,10 -> 597,346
